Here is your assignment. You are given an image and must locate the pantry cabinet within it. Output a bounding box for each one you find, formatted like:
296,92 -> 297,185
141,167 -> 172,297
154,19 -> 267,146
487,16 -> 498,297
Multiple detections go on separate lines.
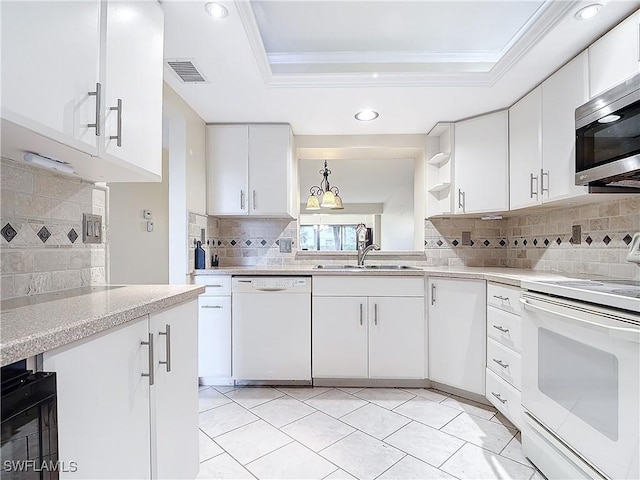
428,277 -> 486,396
43,300 -> 198,479
589,9 -> 640,97
206,124 -> 295,217
313,276 -> 425,379
454,111 -> 509,214
0,0 -> 164,182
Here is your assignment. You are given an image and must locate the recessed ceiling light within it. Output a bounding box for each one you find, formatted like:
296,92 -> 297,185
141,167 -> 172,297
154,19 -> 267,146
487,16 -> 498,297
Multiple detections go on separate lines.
598,114 -> 621,123
574,4 -> 602,20
205,2 -> 228,18
355,110 -> 379,121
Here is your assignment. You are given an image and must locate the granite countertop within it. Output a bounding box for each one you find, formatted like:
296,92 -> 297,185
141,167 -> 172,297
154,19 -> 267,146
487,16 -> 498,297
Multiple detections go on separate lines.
192,266 -> 571,286
0,284 -> 205,367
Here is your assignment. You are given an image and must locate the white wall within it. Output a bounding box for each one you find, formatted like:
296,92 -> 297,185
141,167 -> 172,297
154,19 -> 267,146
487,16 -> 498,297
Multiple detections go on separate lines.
381,177 -> 414,250
108,151 -> 169,284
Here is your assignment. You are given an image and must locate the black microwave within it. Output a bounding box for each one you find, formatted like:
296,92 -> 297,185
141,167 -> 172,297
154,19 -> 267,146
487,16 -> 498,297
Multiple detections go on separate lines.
575,72 -> 640,189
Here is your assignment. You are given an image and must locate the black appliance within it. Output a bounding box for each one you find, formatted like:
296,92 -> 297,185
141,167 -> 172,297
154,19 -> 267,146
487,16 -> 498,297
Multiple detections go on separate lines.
1,361 -> 58,479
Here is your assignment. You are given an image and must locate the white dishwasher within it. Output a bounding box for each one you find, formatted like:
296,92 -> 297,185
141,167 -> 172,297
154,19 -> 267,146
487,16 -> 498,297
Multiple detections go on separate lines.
232,276 -> 311,382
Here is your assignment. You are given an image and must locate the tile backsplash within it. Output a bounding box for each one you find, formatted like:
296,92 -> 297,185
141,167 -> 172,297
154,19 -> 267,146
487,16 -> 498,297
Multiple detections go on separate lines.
1,158 -> 107,300
200,196 -> 639,280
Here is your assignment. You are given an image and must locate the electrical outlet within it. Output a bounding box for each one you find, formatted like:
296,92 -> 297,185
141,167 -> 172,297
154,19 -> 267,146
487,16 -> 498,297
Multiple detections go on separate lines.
571,225 -> 582,245
461,231 -> 472,246
83,213 -> 102,244
279,238 -> 292,253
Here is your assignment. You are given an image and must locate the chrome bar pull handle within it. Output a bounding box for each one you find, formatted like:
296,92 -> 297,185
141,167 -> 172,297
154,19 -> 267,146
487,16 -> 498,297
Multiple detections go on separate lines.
240,190 -> 245,210
87,82 -> 101,136
493,358 -> 509,369
141,333 -> 154,385
491,392 -> 507,404
253,190 -> 257,210
201,305 -> 223,309
493,295 -> 509,301
109,98 -> 122,147
541,169 -> 549,195
374,304 -> 378,325
159,324 -> 171,373
530,173 -> 538,198
493,325 -> 509,333
359,303 -> 363,326
431,283 -> 436,305
457,189 -> 465,211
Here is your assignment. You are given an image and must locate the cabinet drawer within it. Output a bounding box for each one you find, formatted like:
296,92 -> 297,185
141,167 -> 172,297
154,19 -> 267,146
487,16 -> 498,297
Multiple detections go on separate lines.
486,369 -> 522,430
487,283 -> 522,315
487,338 -> 521,390
194,275 -> 231,295
487,306 -> 522,352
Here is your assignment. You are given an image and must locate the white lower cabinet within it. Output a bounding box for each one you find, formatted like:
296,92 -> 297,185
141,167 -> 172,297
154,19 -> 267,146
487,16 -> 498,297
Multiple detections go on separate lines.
485,282 -> 523,429
428,277 -> 486,395
42,300 -> 198,479
313,276 -> 425,380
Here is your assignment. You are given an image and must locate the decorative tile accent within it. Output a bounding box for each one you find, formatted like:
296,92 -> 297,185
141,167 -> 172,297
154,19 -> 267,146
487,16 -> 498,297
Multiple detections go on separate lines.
623,234 -> 633,245
585,236 -> 592,245
452,239 -> 459,247
37,226 -> 51,243
470,240 -> 475,247
533,239 -> 538,246
544,238 -> 549,246
67,228 -> 78,244
230,240 -> 237,246
436,240 -> 443,247
523,239 -> 527,246
1,223 -> 17,243
245,240 -> 252,246
499,239 -> 506,247
556,237 -> 562,245
483,240 -> 490,247
514,240 -> 518,246
603,235 -> 611,245
261,239 -> 267,246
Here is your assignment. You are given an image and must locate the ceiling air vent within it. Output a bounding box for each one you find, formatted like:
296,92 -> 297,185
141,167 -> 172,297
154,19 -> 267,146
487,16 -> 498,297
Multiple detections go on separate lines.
166,59 -> 208,83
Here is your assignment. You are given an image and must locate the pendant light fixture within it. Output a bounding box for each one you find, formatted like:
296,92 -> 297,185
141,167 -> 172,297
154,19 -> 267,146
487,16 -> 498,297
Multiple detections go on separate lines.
306,160 -> 344,210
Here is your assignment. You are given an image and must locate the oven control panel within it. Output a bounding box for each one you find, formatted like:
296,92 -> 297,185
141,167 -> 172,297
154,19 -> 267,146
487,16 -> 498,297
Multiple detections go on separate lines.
627,232 -> 640,265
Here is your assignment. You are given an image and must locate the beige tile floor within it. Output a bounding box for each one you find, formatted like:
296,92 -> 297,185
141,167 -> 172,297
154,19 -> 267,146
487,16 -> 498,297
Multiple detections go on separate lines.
197,386 -> 544,480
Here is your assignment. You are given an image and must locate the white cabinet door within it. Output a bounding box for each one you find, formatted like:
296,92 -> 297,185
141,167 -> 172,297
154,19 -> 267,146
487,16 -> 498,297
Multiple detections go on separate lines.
43,317 -> 151,479
198,295 -> 232,378
102,0 -> 164,178
249,124 -> 294,216
428,278 -> 486,396
542,51 -> 590,202
313,297 -> 368,378
150,301 -> 199,480
369,297 -> 425,379
589,10 -> 640,97
509,87 -> 542,210
454,111 -> 509,214
206,125 -> 249,215
0,0 -> 101,154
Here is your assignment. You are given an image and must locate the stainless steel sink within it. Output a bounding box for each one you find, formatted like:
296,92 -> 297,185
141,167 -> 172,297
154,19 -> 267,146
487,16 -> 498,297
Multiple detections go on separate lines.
315,265 -> 421,271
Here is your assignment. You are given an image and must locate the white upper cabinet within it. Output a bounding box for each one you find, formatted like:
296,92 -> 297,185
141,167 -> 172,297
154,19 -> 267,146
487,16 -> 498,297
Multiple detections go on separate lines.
541,51 -> 590,202
0,1 -> 101,154
454,111 -> 509,214
0,0 -> 164,182
102,0 -> 164,179
509,87 -> 543,210
206,124 -> 295,217
589,10 -> 640,97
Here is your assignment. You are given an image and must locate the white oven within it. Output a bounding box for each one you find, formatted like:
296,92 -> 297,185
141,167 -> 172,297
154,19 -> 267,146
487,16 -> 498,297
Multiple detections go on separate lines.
521,291 -> 640,480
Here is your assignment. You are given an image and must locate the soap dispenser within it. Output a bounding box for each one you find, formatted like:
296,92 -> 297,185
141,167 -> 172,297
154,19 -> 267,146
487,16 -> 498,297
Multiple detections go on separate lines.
195,241 -> 206,269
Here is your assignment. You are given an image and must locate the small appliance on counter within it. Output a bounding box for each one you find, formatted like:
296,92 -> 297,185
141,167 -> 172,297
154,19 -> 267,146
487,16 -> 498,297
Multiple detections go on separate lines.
194,241 -> 205,269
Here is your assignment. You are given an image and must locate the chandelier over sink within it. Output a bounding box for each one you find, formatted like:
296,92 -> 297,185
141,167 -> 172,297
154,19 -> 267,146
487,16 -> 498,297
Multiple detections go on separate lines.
306,160 -> 344,210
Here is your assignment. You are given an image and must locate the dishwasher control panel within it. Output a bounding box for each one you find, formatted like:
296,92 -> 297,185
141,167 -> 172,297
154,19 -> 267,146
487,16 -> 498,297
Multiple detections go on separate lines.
232,277 -> 311,293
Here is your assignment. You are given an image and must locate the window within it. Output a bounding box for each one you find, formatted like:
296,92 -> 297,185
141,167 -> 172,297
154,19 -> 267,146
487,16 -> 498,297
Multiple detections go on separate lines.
300,224 -> 358,251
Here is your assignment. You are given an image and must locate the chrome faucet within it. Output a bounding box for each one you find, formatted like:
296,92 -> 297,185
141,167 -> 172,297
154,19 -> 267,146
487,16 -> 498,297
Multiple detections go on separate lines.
356,223 -> 380,266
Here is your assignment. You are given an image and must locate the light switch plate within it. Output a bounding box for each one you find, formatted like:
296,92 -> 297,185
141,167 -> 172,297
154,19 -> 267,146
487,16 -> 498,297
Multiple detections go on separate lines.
626,232 -> 640,265
83,213 -> 102,244
461,231 -> 471,246
279,238 -> 292,253
571,225 -> 581,245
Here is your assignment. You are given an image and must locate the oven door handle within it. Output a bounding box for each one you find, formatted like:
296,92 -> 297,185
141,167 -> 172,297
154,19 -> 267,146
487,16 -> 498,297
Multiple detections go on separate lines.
520,298 -> 640,343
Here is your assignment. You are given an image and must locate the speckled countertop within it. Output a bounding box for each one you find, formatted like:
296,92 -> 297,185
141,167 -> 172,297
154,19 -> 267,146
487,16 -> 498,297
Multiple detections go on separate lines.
192,266 -> 570,286
0,284 -> 204,367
